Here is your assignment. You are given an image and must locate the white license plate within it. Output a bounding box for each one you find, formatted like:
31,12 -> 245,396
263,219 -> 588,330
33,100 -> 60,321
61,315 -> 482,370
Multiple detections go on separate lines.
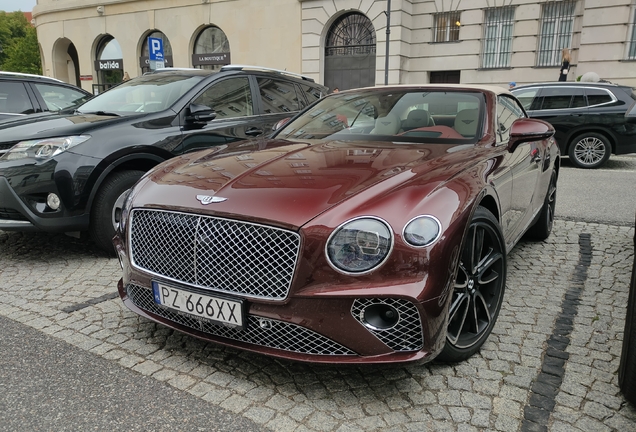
152,281 -> 244,328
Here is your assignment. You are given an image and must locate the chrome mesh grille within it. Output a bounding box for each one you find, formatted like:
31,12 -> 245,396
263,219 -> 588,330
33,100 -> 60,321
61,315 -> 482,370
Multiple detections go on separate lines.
127,284 -> 355,356
351,298 -> 423,351
130,209 -> 300,301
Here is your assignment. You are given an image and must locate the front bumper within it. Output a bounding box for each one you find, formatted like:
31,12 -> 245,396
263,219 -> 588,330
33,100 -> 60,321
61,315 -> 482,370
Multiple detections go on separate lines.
118,278 -> 443,364
0,176 -> 89,232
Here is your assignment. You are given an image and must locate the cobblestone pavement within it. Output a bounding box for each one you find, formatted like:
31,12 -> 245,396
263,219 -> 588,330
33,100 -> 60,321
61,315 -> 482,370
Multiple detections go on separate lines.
0,219 -> 635,431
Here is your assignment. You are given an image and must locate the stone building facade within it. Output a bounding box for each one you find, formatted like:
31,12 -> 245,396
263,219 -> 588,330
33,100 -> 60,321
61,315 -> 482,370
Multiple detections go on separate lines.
31,0 -> 636,94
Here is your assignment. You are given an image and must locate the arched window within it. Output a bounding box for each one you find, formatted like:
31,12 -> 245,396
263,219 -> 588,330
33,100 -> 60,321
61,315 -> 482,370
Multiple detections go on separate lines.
140,31 -> 173,73
193,26 -> 231,71
324,12 -> 376,91
95,36 -> 123,92
326,12 -> 376,57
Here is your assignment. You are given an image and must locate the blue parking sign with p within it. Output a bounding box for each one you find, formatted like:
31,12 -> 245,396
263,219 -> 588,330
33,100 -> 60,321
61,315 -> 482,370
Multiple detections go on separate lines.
148,37 -> 164,61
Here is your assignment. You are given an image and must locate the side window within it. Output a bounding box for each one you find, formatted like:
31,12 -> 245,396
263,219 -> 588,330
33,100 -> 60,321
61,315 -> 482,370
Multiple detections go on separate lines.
586,88 -> 613,106
540,87 -> 576,110
514,88 -> 539,110
497,95 -> 524,144
193,77 -> 253,119
0,81 -> 33,114
257,77 -> 301,114
299,83 -> 322,104
34,83 -> 91,111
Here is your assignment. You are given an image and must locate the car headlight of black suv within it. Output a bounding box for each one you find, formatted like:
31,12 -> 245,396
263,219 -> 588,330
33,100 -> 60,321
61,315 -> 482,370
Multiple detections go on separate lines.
0,135 -> 91,161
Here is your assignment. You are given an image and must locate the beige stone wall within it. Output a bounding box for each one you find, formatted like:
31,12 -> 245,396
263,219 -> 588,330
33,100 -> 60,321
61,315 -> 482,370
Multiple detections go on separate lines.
32,0 -> 636,90
33,0 -> 303,92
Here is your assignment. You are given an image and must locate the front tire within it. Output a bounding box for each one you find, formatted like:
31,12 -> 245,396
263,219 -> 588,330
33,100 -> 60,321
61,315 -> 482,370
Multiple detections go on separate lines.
437,206 -> 507,363
568,132 -> 610,169
90,170 -> 144,254
526,171 -> 557,241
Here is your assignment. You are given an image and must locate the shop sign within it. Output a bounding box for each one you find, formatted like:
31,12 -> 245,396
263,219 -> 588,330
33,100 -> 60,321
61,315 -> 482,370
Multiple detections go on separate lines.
192,52 -> 231,66
139,56 -> 173,68
95,59 -> 124,70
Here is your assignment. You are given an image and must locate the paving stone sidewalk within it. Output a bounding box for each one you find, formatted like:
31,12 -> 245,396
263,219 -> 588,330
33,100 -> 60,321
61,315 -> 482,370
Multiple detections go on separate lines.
0,219 -> 635,431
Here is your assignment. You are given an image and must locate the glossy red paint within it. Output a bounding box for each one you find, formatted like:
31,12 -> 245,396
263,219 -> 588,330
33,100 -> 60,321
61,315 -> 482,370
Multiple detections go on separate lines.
115,85 -> 559,364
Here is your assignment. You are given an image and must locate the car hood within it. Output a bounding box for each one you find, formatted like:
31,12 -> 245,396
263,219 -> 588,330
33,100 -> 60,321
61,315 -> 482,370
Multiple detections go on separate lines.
131,138 -> 480,228
0,112 -> 133,143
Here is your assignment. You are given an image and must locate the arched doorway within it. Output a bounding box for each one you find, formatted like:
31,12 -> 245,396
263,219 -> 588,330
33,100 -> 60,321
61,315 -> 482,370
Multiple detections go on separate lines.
324,12 -> 376,92
140,31 -> 173,73
94,36 -> 124,94
192,26 -> 231,71
51,38 -> 80,85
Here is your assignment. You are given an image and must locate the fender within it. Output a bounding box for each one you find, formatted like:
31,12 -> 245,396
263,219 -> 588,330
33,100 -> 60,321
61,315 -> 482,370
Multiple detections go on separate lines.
85,151 -> 168,213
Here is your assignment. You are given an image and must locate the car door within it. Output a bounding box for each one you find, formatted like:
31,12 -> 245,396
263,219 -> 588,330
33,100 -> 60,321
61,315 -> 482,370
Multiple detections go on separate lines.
252,75 -> 307,136
175,76 -> 262,155
497,95 -> 543,243
525,86 -> 585,152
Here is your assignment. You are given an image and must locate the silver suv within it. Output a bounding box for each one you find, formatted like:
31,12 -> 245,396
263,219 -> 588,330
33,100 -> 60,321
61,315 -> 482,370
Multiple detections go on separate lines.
0,71 -> 93,121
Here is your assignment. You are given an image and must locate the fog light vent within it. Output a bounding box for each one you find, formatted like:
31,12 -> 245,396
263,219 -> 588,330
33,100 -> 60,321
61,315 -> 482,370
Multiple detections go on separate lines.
361,304 -> 399,330
351,298 -> 423,352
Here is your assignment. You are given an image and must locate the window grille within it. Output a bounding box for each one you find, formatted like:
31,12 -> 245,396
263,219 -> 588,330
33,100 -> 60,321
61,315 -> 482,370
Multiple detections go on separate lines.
628,5 -> 636,60
537,0 -> 576,66
433,12 -> 461,42
325,13 -> 376,56
482,6 -> 515,68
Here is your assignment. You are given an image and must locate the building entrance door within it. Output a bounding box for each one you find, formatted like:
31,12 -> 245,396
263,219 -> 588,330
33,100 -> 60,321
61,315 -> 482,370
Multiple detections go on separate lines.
324,13 -> 376,92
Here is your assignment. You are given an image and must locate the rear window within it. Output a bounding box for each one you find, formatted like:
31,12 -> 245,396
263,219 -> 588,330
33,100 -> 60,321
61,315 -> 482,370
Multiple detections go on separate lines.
586,88 -> 613,106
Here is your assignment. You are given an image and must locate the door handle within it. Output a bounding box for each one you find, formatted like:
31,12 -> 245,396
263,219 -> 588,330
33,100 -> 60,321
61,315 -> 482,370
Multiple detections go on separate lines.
245,127 -> 263,137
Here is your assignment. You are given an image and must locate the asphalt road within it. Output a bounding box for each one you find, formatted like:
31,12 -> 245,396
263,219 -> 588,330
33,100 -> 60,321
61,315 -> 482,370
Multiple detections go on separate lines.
556,154 -> 636,226
0,314 -> 265,432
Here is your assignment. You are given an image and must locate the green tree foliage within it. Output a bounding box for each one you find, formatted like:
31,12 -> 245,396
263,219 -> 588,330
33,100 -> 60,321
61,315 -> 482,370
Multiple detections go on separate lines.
0,11 -> 42,74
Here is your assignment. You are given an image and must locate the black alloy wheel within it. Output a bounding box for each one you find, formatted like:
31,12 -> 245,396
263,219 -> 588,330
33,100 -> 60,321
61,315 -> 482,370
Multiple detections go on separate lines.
568,132 -> 611,169
526,171 -> 557,241
437,206 -> 507,363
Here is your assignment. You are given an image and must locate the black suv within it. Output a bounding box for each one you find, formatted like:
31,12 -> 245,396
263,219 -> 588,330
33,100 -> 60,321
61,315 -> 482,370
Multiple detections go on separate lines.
512,82 -> 636,168
0,66 -> 327,252
0,71 -> 93,121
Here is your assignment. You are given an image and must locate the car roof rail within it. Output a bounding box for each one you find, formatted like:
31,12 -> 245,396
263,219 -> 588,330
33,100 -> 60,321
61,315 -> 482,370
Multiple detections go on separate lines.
220,64 -> 315,82
0,71 -> 63,82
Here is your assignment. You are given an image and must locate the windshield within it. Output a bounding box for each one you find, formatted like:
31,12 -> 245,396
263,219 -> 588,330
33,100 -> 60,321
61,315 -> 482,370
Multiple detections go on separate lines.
77,74 -> 205,115
276,89 -> 484,142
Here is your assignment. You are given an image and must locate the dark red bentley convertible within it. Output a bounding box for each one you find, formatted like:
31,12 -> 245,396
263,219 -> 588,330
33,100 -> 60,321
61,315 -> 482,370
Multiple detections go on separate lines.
114,85 -> 559,364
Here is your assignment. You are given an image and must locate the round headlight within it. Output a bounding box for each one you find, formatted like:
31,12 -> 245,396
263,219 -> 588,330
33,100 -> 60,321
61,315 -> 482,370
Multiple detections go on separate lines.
403,215 -> 442,247
326,217 -> 393,274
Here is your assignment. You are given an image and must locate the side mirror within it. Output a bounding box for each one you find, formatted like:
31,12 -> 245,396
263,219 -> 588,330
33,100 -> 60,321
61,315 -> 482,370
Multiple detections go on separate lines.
272,117 -> 292,131
508,118 -> 554,152
186,103 -> 217,123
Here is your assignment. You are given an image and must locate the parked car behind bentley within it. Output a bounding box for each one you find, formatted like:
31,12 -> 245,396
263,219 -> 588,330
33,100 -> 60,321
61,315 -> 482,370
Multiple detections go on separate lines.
115,85 -> 559,364
0,66 -> 327,252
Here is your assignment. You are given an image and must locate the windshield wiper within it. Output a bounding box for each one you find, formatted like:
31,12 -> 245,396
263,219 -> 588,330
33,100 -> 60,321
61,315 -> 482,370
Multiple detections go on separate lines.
78,110 -> 120,116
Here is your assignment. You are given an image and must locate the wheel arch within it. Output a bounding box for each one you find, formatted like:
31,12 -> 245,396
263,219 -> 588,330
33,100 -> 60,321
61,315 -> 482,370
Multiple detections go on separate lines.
477,194 -> 500,224
565,127 -> 617,155
85,152 -> 166,212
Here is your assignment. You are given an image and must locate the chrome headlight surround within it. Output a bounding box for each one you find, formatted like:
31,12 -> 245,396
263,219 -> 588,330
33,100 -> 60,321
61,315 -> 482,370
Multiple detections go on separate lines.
0,135 -> 91,161
118,188 -> 135,236
402,215 -> 442,248
326,216 -> 394,275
